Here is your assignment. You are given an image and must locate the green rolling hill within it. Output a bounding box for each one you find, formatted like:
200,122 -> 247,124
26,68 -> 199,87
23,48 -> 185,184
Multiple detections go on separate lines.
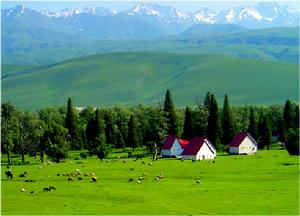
2,52 -> 298,110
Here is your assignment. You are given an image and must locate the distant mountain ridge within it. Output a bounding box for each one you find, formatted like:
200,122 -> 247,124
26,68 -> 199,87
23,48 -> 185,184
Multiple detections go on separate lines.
2,2 -> 299,65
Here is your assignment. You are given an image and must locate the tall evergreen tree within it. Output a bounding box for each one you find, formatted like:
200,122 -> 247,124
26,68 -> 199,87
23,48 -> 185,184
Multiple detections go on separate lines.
283,99 -> 295,129
163,89 -> 178,135
127,115 -> 140,152
207,94 -> 221,148
85,109 -> 108,159
65,97 -> 77,150
258,115 -> 272,149
182,107 -> 193,140
204,91 -> 212,110
248,107 -> 259,140
221,94 -> 236,145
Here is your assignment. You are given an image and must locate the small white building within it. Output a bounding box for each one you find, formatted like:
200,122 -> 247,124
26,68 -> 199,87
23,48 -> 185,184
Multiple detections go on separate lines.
161,135 -> 189,157
181,137 -> 216,160
229,132 -> 258,155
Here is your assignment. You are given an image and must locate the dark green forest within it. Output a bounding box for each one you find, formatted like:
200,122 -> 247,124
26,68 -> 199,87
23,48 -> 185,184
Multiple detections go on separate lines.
1,90 -> 299,164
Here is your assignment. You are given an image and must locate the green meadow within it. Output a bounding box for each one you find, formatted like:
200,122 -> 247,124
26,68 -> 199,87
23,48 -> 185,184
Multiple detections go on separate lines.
2,52 -> 299,110
1,149 -> 299,215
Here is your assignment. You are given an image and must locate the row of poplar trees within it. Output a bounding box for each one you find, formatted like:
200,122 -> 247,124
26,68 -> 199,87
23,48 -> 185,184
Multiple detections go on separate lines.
1,89 -> 299,164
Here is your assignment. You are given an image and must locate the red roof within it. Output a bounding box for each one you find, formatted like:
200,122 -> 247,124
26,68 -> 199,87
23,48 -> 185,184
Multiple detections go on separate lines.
229,132 -> 257,147
162,135 -> 177,150
182,137 -> 206,155
179,139 -> 189,149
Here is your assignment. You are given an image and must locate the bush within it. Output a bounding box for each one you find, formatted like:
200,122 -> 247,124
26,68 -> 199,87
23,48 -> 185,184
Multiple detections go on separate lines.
80,152 -> 88,159
285,128 -> 299,155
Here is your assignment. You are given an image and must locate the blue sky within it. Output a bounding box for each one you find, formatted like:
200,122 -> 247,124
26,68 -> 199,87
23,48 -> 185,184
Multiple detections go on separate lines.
2,1 -> 299,12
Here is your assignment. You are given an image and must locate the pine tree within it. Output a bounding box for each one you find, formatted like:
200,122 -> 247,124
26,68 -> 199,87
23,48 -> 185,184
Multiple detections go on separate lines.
207,94 -> 221,148
283,99 -> 295,129
204,91 -> 212,110
182,107 -> 193,140
127,115 -> 140,152
221,94 -> 236,145
163,89 -> 178,135
259,115 -> 272,150
65,97 -> 77,150
248,107 -> 259,140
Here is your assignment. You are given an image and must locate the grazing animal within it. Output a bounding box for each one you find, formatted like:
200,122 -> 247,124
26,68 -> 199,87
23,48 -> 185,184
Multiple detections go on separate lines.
21,188 -> 26,192
43,187 -> 51,192
106,160 -> 110,163
68,177 -> 74,181
78,177 -> 83,180
30,191 -> 34,194
139,177 -> 144,181
196,180 -> 201,184
91,176 -> 97,182
128,178 -> 134,182
154,177 -> 160,181
130,168 -> 134,171
29,180 -> 36,182
57,174 -> 60,176
19,173 -> 26,178
148,162 -> 153,166
90,173 -> 96,176
123,160 -> 127,163
213,160 -> 216,163
137,180 -> 142,184
49,186 -> 56,190
141,161 -> 145,164
84,173 -> 89,177
25,180 -> 29,182
6,170 -> 13,180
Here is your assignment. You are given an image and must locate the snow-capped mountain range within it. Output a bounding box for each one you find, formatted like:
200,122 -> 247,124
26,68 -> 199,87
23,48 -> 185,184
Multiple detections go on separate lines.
3,2 -> 299,29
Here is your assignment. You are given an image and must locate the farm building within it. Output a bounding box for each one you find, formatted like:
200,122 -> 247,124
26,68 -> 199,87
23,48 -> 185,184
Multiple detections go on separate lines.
229,132 -> 258,155
161,135 -> 189,157
181,137 -> 216,160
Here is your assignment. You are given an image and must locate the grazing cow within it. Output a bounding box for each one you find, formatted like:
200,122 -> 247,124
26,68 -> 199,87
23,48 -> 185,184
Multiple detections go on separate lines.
91,176 -> 97,182
129,168 -> 134,171
29,180 -> 36,182
196,180 -> 201,184
25,180 -> 29,182
90,173 -> 96,176
49,186 -> 56,190
5,170 -> 13,180
128,178 -> 134,182
30,191 -> 34,194
43,187 -> 51,192
154,177 -> 160,181
148,162 -> 153,166
213,160 -> 216,163
139,177 -> 144,181
68,177 -> 74,181
21,188 -> 26,192
78,177 -> 83,180
123,160 -> 127,163
84,173 -> 89,177
57,174 -> 61,176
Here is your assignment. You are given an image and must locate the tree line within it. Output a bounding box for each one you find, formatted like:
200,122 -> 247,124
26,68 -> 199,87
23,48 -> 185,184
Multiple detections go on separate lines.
1,90 -> 299,164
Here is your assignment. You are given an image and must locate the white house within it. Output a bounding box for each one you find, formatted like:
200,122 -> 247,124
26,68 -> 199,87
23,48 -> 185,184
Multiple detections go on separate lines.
181,137 -> 216,160
229,132 -> 258,155
161,135 -> 189,157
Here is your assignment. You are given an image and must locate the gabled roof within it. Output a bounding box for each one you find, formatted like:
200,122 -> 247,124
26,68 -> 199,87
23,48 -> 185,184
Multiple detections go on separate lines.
229,132 -> 257,147
179,139 -> 189,149
182,137 -> 205,155
162,135 -> 177,150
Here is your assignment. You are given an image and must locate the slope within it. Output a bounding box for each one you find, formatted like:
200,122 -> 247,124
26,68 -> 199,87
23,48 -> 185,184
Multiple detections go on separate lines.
2,52 -> 298,110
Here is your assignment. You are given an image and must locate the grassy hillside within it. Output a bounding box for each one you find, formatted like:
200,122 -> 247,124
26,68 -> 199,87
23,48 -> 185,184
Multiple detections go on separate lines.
3,27 -> 299,65
1,149 -> 299,215
2,52 -> 298,110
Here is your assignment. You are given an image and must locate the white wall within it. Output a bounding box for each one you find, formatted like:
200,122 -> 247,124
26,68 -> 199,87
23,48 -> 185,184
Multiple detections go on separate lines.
229,147 -> 239,154
239,137 -> 257,154
196,142 -> 216,160
162,139 -> 183,157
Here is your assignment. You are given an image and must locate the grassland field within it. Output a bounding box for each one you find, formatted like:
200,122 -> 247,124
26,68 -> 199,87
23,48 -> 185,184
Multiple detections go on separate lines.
1,147 -> 299,215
